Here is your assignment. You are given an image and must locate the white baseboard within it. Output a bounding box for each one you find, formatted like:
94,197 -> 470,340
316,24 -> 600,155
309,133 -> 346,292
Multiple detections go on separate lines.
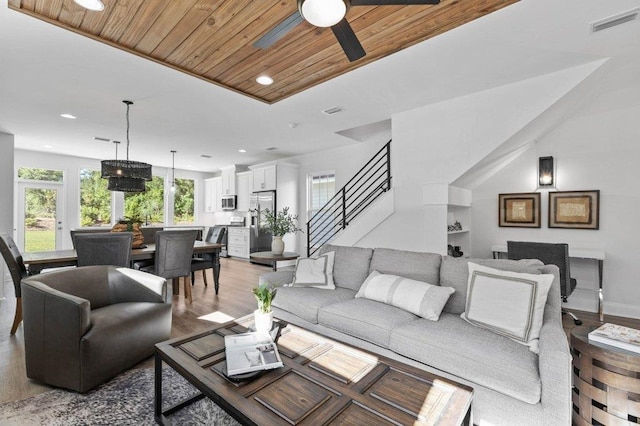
563,287 -> 640,319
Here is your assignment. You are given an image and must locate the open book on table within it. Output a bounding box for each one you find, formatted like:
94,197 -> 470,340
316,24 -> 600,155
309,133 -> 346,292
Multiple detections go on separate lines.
224,332 -> 284,376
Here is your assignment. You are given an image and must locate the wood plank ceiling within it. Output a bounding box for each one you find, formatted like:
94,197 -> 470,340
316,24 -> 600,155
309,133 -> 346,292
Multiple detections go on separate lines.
8,0 -> 517,104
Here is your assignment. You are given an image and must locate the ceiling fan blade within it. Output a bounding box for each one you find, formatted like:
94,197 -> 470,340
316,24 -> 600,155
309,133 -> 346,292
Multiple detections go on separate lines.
331,19 -> 366,62
351,0 -> 440,5
253,11 -> 305,50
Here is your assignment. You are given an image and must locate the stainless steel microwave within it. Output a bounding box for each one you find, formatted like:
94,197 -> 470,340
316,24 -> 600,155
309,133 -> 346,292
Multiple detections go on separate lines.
221,195 -> 236,210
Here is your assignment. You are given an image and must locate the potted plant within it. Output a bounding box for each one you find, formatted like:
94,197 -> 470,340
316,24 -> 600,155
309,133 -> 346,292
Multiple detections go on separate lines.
252,283 -> 277,334
262,207 -> 302,255
111,215 -> 144,248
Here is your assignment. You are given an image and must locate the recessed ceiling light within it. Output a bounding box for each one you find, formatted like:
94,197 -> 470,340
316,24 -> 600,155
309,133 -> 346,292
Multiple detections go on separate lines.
256,75 -> 274,86
73,0 -> 105,11
60,113 -> 77,119
238,149 -> 247,153
43,144 -> 53,149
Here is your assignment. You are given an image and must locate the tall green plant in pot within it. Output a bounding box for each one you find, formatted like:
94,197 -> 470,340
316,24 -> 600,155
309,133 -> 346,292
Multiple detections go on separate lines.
262,207 -> 302,255
252,283 -> 277,334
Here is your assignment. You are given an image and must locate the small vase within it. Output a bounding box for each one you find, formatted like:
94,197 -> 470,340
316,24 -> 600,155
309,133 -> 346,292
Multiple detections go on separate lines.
271,236 -> 284,255
254,309 -> 273,335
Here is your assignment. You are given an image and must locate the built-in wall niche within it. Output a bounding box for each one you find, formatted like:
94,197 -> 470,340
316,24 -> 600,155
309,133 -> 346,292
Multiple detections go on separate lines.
422,183 -> 471,256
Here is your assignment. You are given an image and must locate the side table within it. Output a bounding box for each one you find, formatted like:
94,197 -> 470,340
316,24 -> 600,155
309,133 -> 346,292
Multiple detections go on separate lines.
570,325 -> 640,425
250,251 -> 299,271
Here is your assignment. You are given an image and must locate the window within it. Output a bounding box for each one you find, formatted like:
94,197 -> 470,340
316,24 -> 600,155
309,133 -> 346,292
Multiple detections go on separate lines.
308,171 -> 336,218
79,169 -> 111,227
173,178 -> 195,225
124,176 -> 164,225
17,167 -> 64,182
308,171 -> 336,248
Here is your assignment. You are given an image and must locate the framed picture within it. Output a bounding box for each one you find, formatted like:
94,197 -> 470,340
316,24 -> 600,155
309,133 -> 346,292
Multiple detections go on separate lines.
498,192 -> 541,228
549,190 -> 600,230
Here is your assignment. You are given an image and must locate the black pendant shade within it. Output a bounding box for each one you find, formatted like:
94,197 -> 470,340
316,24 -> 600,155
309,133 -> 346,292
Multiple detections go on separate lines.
101,100 -> 152,192
107,175 -> 147,192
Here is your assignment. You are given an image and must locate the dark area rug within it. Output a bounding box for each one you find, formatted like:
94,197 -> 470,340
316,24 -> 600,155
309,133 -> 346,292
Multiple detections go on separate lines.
0,368 -> 240,425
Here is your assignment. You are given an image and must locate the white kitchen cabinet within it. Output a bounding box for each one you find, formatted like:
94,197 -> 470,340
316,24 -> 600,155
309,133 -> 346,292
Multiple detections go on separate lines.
227,227 -> 250,258
221,165 -> 236,195
204,176 -> 222,212
251,165 -> 276,192
236,171 -> 251,212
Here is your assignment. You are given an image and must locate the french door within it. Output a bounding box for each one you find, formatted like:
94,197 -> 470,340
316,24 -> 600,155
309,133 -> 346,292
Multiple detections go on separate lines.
17,182 -> 64,252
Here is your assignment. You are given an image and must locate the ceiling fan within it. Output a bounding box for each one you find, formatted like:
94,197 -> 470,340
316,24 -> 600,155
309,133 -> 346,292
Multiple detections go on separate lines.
254,0 -> 441,62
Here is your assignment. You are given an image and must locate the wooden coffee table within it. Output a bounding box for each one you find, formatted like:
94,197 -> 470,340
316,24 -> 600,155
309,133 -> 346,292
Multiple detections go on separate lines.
155,315 -> 473,425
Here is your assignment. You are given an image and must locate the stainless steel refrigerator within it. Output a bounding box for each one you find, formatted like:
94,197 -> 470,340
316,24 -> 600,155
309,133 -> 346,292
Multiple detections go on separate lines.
249,190 -> 276,266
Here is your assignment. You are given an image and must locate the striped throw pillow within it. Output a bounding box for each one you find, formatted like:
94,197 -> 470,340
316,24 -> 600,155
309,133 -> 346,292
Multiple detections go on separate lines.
356,271 -> 454,321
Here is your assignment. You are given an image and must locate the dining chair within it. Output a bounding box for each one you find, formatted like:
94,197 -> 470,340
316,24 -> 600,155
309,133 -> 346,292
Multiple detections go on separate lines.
70,228 -> 113,249
138,230 -> 198,303
0,233 -> 31,335
141,226 -> 163,245
191,226 -> 225,290
73,232 -> 133,267
507,240 -> 582,325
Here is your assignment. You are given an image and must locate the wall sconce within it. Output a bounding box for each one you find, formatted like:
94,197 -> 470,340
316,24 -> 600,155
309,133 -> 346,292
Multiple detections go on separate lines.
538,156 -> 554,187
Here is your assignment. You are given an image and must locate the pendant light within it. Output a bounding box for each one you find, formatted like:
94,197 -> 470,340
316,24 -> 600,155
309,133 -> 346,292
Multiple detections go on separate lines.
101,100 -> 152,192
170,150 -> 176,193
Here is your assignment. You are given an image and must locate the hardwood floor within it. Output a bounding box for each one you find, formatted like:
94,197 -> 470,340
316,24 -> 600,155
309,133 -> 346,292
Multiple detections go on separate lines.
0,257 -> 270,403
1,257 -> 639,405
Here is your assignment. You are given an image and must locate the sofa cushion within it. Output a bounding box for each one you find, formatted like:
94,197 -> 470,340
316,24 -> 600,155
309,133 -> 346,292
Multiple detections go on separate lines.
290,251 -> 335,289
320,244 -> 373,291
389,314 -> 542,404
441,257 -> 545,314
271,286 -> 356,324
461,262 -> 553,353
369,248 -> 442,285
356,271 -> 454,321
318,298 -> 418,348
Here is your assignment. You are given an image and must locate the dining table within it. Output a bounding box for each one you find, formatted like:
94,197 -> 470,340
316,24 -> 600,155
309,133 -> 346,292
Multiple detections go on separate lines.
22,241 -> 224,295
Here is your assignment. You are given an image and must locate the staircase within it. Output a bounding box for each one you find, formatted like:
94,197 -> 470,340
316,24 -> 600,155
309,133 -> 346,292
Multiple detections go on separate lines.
307,141 -> 392,257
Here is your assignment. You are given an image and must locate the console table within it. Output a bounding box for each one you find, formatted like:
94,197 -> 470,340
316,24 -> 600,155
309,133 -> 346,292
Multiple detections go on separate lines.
491,244 -> 605,322
250,251 -> 299,271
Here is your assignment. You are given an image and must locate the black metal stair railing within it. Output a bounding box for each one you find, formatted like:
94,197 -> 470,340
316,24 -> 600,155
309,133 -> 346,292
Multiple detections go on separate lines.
307,140 -> 392,257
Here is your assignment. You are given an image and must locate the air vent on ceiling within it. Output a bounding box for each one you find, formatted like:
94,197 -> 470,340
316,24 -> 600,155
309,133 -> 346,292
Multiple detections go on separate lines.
93,136 -> 110,142
591,8 -> 639,33
322,106 -> 344,115
200,154 -> 212,158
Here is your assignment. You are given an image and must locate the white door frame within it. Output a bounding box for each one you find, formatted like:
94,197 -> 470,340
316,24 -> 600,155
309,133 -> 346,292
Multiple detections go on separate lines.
17,181 -> 65,252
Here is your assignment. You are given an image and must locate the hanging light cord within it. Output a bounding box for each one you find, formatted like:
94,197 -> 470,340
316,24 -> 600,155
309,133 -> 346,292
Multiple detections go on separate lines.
124,100 -> 133,162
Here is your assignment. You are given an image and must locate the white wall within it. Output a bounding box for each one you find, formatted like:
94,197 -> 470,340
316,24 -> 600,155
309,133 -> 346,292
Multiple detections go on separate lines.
285,129 -> 391,254
288,57 -> 640,318
470,76 -> 640,318
0,133 -> 15,299
14,149 -> 215,249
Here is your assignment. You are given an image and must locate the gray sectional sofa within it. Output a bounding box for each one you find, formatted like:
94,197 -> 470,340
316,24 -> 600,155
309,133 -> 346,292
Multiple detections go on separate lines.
260,244 -> 571,426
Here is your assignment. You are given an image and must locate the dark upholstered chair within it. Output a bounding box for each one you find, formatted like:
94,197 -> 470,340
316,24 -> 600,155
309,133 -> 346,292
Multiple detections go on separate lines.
70,228 -> 113,249
138,230 -> 197,303
73,232 -> 133,267
21,265 -> 171,392
141,226 -> 163,245
507,241 -> 582,325
191,226 -> 225,290
0,233 -> 30,335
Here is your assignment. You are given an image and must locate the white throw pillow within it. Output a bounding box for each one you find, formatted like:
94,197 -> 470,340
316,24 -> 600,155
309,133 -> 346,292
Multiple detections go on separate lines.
289,251 -> 335,289
460,262 -> 554,353
356,271 -> 454,321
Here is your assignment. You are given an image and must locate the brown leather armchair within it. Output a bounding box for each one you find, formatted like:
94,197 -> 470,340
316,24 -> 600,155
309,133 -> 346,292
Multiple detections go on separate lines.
21,265 -> 172,393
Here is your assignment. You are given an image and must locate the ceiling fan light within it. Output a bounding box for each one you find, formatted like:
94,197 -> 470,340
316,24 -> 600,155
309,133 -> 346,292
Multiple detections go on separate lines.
73,0 -> 105,11
299,0 -> 347,28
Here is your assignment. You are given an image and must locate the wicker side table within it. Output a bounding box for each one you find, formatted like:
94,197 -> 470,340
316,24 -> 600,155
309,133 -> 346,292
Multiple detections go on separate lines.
570,325 -> 640,425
